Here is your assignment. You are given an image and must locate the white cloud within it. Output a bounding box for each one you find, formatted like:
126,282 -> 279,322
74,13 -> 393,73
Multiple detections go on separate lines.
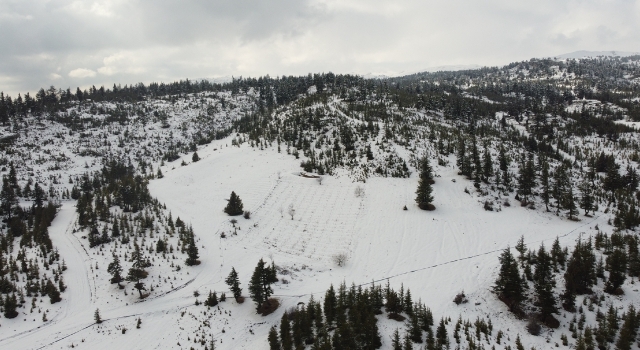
0,0 -> 639,96
49,73 -> 62,80
68,68 -> 97,78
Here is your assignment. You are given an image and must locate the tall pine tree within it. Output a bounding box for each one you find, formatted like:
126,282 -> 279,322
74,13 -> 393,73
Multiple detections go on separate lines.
415,156 -> 435,210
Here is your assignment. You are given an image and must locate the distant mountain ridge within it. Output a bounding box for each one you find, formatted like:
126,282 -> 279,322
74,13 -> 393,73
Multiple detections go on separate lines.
554,50 -> 640,59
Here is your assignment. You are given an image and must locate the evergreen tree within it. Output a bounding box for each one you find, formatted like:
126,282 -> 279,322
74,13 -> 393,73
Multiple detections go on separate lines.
107,253 -> 123,284
415,156 -> 435,210
225,267 -> 242,299
494,248 -> 526,312
268,326 -> 281,350
552,164 -> 569,213
482,143 -> 493,183
248,258 -> 275,312
280,313 -> 293,350
456,135 -> 468,176
391,329 -> 403,350
540,156 -> 551,211
185,232 -> 200,266
126,243 -> 148,298
111,220 -> 120,237
204,291 -> 218,307
605,248 -> 627,294
323,284 -> 337,326
579,177 -> 595,216
471,136 -> 482,187
498,144 -> 511,191
564,239 -> 596,295
517,152 -> 536,203
46,279 -> 62,303
567,184 -> 579,220
192,152 -> 200,162
533,244 -> 556,320
224,191 -> 244,216
94,308 -> 102,324
615,306 -> 636,350
403,333 -> 414,350
4,293 -> 18,318
435,318 -> 449,349
408,313 -> 423,343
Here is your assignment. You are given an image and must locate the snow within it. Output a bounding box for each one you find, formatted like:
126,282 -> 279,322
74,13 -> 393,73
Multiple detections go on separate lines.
1,135 -> 611,350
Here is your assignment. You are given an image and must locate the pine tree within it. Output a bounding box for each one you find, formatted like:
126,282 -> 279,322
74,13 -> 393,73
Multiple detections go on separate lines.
515,235 -> 527,263
107,253 -> 123,284
552,164 -> 569,213
515,334 -> 524,350
533,244 -> 556,320
472,136 -> 482,187
204,291 -> 218,307
435,318 -> 449,349
415,156 -> 435,210
4,293 -> 18,318
46,279 -> 62,303
565,239 -> 596,295
126,243 -> 148,298
615,306 -> 636,350
494,248 -> 526,312
517,152 -> 536,203
192,152 -> 200,162
567,184 -> 579,220
94,308 -> 102,324
539,156 -> 551,211
403,333 -> 414,350
498,144 -> 511,192
605,248 -> 627,294
323,284 -> 337,325
482,143 -> 493,183
225,267 -> 242,299
550,236 -> 565,269
408,313 -> 423,343
456,135 -> 467,176
391,329 -> 403,350
248,258 -> 275,312
280,313 -> 293,350
185,231 -> 200,266
579,177 -> 594,216
268,326 -> 281,350
111,220 -> 120,237
224,191 -> 244,216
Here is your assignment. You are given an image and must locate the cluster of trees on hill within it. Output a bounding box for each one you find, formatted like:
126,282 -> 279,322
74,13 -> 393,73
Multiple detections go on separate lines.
495,232 -> 640,345
0,163 -> 65,318
265,281 -> 514,350
0,73 -> 369,124
267,282 -> 439,350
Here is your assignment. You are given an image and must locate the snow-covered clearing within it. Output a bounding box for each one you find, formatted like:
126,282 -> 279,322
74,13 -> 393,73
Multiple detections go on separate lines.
0,136 -> 608,349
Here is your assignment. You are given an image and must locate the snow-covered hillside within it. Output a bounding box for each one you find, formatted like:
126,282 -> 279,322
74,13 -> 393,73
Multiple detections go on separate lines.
1,56 -> 640,349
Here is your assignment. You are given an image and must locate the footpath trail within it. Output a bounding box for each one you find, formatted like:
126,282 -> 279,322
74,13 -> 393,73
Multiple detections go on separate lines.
0,202 -> 94,348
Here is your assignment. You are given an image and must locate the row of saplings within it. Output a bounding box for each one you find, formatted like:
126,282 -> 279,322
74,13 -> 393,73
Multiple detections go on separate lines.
494,232 -> 640,336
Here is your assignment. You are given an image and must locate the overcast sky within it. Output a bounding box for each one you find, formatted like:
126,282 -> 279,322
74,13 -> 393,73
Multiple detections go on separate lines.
0,0 -> 639,96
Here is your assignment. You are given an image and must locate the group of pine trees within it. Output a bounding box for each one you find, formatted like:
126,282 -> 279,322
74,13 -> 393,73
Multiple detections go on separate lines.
0,163 -> 65,319
495,232 -> 640,331
73,157 -> 200,297
267,282 -> 443,350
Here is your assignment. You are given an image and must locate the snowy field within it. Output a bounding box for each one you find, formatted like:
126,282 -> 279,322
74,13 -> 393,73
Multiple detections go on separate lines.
0,135 -> 615,350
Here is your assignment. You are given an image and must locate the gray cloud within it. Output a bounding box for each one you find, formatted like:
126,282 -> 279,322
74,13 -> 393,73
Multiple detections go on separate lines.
0,0 -> 638,96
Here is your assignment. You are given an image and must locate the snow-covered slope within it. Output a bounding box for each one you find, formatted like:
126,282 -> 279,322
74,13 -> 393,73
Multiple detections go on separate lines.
0,135 -> 612,350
